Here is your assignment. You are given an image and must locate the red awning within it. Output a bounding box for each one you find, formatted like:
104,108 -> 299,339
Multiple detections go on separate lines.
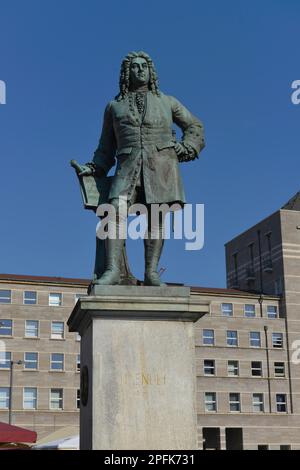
0,422 -> 37,443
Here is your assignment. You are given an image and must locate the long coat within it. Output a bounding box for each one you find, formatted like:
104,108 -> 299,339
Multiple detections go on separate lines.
92,91 -> 205,205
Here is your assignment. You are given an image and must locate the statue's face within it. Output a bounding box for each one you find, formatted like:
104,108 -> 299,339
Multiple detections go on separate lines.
130,57 -> 150,87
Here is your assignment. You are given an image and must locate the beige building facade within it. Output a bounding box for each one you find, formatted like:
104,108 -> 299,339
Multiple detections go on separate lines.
0,274 -> 89,438
0,192 -> 300,448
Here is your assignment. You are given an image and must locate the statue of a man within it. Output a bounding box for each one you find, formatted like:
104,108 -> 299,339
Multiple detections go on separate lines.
78,51 -> 205,286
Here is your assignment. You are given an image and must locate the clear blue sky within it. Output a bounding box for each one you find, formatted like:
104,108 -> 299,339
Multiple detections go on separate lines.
0,0 -> 299,287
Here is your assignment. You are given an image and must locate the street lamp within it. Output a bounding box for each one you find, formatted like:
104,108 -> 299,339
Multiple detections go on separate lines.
9,360 -> 23,425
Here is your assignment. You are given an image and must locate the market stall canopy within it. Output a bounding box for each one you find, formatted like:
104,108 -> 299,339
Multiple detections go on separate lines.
0,422 -> 37,443
33,434 -> 79,450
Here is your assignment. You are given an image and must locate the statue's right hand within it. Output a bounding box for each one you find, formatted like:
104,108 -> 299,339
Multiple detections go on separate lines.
78,164 -> 93,177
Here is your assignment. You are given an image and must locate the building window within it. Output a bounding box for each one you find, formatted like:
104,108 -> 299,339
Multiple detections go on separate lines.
258,445 -> 269,450
229,393 -> 240,412
50,353 -> 64,371
77,389 -> 80,409
266,232 -> 272,257
25,320 -> 39,338
0,351 -> 11,369
203,329 -> 214,346
232,253 -> 239,287
267,305 -> 278,319
274,278 -> 282,295
221,303 -> 233,317
274,362 -> 285,377
276,394 -> 287,412
23,291 -> 37,305
50,389 -> 63,410
23,388 -> 37,410
51,321 -> 64,339
49,293 -> 62,307
227,330 -> 238,347
251,361 -> 263,377
203,360 -> 215,375
272,333 -> 283,348
0,290 -> 11,304
280,445 -> 291,450
76,354 -> 80,372
0,319 -> 12,336
0,387 -> 9,409
253,393 -> 264,412
249,242 -> 254,264
244,304 -> 256,318
204,392 -> 217,412
227,360 -> 239,376
250,331 -> 261,348
24,352 -> 38,370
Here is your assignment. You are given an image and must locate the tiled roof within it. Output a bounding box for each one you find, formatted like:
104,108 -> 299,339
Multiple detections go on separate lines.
0,273 -> 90,286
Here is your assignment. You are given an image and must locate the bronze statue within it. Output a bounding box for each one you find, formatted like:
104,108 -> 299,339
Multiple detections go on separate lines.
72,51 -> 205,286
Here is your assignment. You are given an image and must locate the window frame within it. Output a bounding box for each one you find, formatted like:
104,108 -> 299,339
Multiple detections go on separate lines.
77,389 -> 80,409
267,305 -> 278,319
51,321 -> 65,340
226,330 -> 238,347
50,353 -> 64,371
50,388 -> 63,410
227,360 -> 239,376
203,329 -> 215,346
221,303 -> 233,317
0,319 -> 13,336
251,361 -> 263,377
249,331 -> 261,348
276,393 -> 287,413
203,359 -> 215,376
23,387 -> 37,410
25,320 -> 39,338
24,352 -> 38,370
76,354 -> 80,372
229,392 -> 241,412
272,332 -> 283,348
274,362 -> 285,377
0,387 -> 10,409
0,351 -> 11,369
244,304 -> 256,318
23,291 -> 38,305
48,293 -> 63,307
252,393 -> 264,412
0,289 -> 12,304
204,392 -> 217,412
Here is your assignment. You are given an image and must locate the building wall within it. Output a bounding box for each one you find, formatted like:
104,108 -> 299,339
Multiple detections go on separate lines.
0,279 -> 88,438
280,209 -> 300,416
223,206 -> 300,449
192,290 -> 299,449
225,210 -> 284,296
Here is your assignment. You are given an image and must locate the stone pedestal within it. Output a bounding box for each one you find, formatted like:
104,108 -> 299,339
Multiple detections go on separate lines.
67,286 -> 209,450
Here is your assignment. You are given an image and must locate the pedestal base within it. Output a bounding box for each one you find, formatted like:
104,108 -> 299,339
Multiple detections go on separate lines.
68,286 -> 209,450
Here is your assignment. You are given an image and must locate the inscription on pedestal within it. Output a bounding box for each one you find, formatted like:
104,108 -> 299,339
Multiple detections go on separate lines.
121,372 -> 166,386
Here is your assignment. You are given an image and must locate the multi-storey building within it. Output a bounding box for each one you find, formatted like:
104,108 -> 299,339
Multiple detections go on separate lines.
0,274 -> 89,438
0,191 -> 300,448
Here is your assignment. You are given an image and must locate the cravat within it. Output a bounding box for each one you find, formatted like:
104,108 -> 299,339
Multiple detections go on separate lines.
135,92 -> 145,114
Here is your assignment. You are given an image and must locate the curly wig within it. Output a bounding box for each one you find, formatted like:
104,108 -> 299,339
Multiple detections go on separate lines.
116,51 -> 160,101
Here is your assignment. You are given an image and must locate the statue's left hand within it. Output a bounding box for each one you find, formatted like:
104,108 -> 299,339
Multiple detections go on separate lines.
174,142 -> 186,157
